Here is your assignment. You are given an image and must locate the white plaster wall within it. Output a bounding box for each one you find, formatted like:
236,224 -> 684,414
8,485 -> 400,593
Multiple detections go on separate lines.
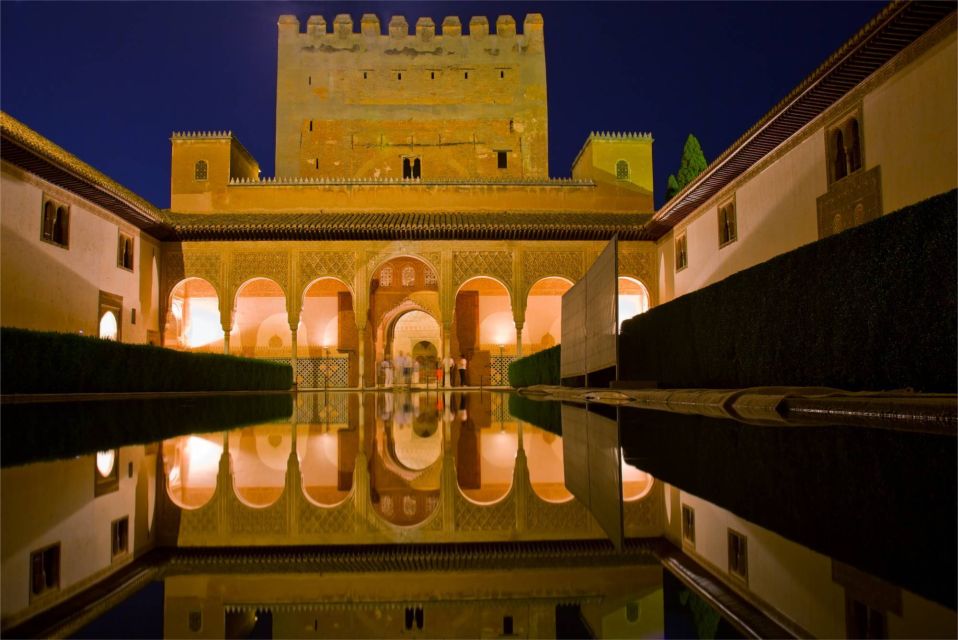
656,28 -> 957,303
0,446 -> 154,622
0,164 -> 160,342
865,32 -> 957,214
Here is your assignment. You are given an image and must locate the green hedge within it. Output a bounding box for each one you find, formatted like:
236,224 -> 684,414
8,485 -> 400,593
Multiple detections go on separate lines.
507,393 -> 562,435
1,327 -> 292,394
507,345 -> 560,388
620,190 -> 958,391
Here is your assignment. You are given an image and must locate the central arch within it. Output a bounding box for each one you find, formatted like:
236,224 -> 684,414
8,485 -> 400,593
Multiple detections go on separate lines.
381,306 -> 441,386
367,255 -> 440,386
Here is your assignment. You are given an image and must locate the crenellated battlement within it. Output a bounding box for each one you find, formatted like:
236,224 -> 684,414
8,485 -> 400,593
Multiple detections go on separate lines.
171,131 -> 234,139
587,131 -> 654,142
278,13 -> 542,45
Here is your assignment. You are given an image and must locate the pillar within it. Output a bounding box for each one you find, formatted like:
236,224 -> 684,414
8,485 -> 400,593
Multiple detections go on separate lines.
289,326 -> 298,387
515,322 -> 523,358
358,325 -> 368,388
223,331 -> 230,355
443,322 -> 453,388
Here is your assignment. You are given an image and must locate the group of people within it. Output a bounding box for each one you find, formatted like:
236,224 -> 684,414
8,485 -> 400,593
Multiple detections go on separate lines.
380,352 -> 468,388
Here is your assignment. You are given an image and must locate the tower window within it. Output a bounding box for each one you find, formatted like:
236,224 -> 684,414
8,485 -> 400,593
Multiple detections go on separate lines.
500,70 -> 505,79
675,234 -> 688,272
41,198 -> 70,248
194,160 -> 208,181
503,615 -> 514,635
430,71 -> 435,80
403,157 -> 421,179
827,111 -> 864,185
718,199 -> 737,247
397,72 -> 402,80
615,160 -> 630,180
497,151 -> 508,169
464,71 -> 469,79
309,120 -> 313,132
363,71 -> 368,79
314,158 -> 319,170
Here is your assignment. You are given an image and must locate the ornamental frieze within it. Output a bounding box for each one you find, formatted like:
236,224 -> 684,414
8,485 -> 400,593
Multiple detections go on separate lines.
299,250 -> 356,288
453,251 -> 512,290
618,251 -> 655,285
162,251 -> 223,300
231,251 -> 290,296
522,251 -> 585,295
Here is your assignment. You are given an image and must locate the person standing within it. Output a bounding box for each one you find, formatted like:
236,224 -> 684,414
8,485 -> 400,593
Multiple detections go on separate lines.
381,356 -> 393,387
458,354 -> 467,387
442,355 -> 456,388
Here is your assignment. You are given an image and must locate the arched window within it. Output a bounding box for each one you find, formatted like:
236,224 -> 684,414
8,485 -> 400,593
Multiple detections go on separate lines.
401,265 -> 416,287
53,206 -> 68,246
379,266 -> 393,287
615,160 -> 630,180
99,311 -> 118,341
412,158 -> 421,179
194,160 -> 208,181
832,130 -> 847,182
847,118 -> 862,173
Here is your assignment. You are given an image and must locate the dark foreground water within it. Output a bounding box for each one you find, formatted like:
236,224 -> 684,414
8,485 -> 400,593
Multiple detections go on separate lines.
1,390 -> 954,639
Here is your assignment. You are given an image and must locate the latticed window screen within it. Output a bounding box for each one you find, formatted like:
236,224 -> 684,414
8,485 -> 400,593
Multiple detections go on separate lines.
272,357 -> 349,388
379,266 -> 393,287
616,160 -> 630,180
490,355 -> 515,386
401,265 -> 416,287
424,268 -> 437,285
194,160 -> 208,181
295,391 -> 349,424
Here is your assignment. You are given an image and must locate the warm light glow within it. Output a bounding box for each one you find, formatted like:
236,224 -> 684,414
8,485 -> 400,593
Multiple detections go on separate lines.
622,459 -> 654,501
184,435 -> 223,468
96,450 -> 116,477
99,311 -> 118,340
183,304 -> 223,347
618,277 -> 651,329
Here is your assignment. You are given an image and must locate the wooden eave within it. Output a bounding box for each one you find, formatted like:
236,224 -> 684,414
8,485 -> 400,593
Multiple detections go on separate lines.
644,1 -> 956,240
165,211 -> 655,241
1,112 -> 174,239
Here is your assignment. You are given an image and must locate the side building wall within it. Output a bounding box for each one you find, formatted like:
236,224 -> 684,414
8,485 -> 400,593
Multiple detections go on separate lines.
0,162 -> 162,343
657,21 -> 956,303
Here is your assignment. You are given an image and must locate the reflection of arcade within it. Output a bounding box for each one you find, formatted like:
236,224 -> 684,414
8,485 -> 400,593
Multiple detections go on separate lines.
371,391 -> 442,526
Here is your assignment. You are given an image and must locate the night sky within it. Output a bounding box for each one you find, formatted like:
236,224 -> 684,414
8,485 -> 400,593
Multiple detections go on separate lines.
2,1 -> 884,209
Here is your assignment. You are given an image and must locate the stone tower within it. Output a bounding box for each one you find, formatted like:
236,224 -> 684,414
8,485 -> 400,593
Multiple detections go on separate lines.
274,13 -> 548,180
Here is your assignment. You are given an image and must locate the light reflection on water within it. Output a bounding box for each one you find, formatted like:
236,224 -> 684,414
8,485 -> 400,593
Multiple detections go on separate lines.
161,391 -> 653,528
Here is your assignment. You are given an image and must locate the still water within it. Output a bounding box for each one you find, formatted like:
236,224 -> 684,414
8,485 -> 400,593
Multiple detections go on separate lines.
1,391 -> 954,638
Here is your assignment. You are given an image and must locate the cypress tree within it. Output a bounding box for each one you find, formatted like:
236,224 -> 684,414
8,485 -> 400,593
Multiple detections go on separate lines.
665,134 -> 708,200
666,174 -> 680,199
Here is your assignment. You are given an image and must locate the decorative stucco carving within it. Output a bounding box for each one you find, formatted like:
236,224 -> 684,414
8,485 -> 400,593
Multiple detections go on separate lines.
163,251 -> 223,300
299,251 -> 356,289
299,496 -> 357,534
231,251 -> 290,296
522,251 -> 584,296
456,492 -> 515,531
230,491 -> 289,535
618,251 -> 655,286
453,251 -> 512,290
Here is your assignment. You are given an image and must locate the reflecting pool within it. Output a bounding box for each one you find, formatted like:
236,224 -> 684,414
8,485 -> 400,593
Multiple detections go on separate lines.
1,391 -> 954,638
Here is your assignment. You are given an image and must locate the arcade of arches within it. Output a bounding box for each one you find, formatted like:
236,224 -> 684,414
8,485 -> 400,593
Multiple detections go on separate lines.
160,243 -> 655,387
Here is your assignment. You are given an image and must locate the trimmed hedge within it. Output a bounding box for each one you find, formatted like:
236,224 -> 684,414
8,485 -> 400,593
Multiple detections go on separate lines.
507,345 -> 560,388
2,393 -> 293,467
620,190 -> 958,391
1,327 -> 292,393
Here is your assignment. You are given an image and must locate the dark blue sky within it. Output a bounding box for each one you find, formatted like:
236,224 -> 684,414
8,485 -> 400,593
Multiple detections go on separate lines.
2,1 -> 884,209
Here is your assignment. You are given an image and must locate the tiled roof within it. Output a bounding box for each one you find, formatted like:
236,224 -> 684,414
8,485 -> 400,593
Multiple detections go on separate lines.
0,112 -> 174,239
645,1 -> 956,239
166,211 -> 654,241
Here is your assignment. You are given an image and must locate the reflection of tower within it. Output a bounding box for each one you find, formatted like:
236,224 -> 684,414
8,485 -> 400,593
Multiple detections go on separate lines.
457,394 -> 481,490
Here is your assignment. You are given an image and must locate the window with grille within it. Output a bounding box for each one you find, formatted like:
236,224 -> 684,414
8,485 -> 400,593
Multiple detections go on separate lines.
379,267 -> 393,287
497,151 -> 508,169
30,543 -> 60,598
616,160 -> 629,180
675,233 -> 688,272
827,110 -> 864,185
727,529 -> 748,581
41,198 -> 69,248
681,504 -> 695,545
424,268 -> 437,285
194,160 -> 208,181
117,232 -> 134,270
111,517 -> 129,558
718,200 -> 737,247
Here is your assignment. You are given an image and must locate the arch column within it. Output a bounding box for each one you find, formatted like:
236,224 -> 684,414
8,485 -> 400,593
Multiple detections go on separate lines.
220,306 -> 232,356
515,321 -> 524,358
288,312 -> 300,387
357,325 -> 368,389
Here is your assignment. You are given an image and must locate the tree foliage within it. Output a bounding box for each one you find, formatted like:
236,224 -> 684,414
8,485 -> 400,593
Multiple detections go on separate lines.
666,134 -> 708,200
